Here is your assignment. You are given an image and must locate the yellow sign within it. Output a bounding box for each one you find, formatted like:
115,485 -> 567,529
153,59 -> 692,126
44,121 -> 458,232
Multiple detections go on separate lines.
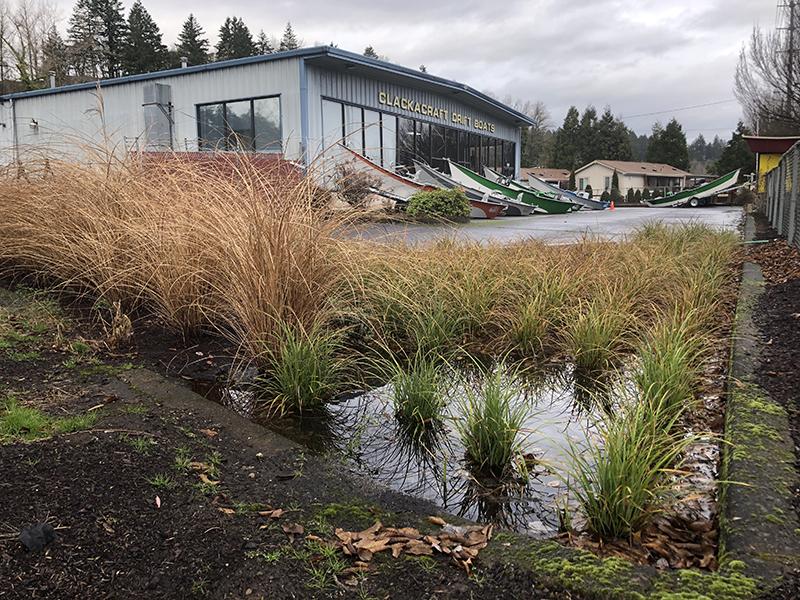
377,91 -> 496,133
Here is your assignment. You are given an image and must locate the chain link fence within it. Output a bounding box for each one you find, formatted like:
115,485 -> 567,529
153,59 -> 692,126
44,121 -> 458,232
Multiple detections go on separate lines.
764,141 -> 800,249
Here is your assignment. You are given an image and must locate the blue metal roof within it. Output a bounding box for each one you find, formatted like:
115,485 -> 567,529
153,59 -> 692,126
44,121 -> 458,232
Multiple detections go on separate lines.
0,46 -> 534,126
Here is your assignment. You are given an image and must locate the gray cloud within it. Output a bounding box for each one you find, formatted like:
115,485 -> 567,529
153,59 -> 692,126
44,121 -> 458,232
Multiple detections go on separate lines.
51,0 -> 776,138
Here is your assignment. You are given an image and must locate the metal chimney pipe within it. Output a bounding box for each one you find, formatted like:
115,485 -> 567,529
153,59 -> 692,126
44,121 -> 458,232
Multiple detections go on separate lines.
180,56 -> 188,68
48,71 -> 55,88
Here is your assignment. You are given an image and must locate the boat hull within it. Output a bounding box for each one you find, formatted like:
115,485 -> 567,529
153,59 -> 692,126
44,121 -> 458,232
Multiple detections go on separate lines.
413,161 -> 533,216
645,169 -> 741,207
449,161 -> 574,214
486,168 -> 607,211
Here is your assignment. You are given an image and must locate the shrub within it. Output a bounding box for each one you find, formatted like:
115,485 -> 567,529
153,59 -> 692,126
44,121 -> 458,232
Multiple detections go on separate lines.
626,188 -> 635,203
584,185 -> 593,198
406,189 -> 470,220
600,190 -> 611,202
334,164 -> 380,208
634,189 -> 642,203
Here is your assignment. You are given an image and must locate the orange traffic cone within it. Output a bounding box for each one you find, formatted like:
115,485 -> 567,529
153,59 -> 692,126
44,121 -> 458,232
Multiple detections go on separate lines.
610,199 -> 615,210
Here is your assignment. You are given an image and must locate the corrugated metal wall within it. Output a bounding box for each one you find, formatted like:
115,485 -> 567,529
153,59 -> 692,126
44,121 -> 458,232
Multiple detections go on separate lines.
764,141 -> 800,248
0,58 -> 303,161
305,64 -> 521,161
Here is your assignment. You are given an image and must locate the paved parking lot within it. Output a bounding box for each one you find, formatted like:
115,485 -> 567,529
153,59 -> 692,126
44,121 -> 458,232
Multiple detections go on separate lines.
352,206 -> 743,245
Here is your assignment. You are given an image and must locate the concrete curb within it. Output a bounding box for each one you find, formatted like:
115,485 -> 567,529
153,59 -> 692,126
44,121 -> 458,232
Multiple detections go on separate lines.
718,217 -> 800,584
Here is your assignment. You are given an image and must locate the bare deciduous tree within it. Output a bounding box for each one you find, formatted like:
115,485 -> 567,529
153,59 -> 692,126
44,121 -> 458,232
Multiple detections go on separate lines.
735,18 -> 800,135
0,0 -> 57,89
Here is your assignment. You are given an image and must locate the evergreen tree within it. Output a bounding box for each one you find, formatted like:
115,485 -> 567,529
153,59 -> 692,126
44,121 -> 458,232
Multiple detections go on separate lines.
628,130 -> 649,160
634,189 -> 642,203
595,107 -> 633,161
67,0 -> 101,77
713,122 -> 756,176
122,1 -> 168,74
626,188 -> 635,203
216,17 -> 256,60
552,106 -> 580,170
576,106 -> 598,166
94,0 -> 128,77
363,46 -> 378,59
279,22 -> 299,51
646,118 -> 689,170
688,133 -> 708,163
42,26 -> 70,82
176,14 -> 210,66
568,170 -> 576,191
611,170 -> 619,190
256,30 -> 274,54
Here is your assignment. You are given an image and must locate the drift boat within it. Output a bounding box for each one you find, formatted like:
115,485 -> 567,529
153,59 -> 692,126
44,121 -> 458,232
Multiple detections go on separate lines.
412,161 -> 535,217
338,145 -> 505,219
484,167 -> 607,211
645,169 -> 741,208
447,161 -> 576,215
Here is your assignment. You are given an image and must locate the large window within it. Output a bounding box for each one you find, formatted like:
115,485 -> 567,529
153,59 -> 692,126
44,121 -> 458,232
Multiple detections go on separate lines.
198,96 -> 281,152
319,96 -> 516,176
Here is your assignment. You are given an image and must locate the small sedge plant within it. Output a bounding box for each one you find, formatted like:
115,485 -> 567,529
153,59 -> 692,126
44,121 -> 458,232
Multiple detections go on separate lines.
256,321 -> 347,414
565,388 -> 694,539
455,361 -> 529,478
391,350 -> 447,435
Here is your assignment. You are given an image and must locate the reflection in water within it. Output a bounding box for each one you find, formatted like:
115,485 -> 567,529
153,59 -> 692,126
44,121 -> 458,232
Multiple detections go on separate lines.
194,363 -> 623,537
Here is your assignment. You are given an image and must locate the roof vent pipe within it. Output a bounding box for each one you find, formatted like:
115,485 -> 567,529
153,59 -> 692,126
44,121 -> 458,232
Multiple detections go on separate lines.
48,71 -> 55,89
180,56 -> 188,68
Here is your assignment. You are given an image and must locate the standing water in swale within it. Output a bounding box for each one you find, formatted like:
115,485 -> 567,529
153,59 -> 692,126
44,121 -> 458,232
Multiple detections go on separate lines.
197,361 -> 625,537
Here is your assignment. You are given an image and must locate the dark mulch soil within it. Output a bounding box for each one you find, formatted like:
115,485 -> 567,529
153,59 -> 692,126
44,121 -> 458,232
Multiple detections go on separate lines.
0,283 -> 572,599
746,212 -> 800,600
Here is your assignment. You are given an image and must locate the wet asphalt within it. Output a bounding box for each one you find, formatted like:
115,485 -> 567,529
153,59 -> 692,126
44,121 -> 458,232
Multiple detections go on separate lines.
352,205 -> 743,245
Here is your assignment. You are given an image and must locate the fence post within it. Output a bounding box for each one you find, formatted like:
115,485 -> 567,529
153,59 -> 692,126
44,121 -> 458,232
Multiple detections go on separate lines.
788,149 -> 799,246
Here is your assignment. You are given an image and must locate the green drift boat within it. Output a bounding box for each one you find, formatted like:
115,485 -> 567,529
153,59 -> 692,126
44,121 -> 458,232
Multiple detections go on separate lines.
645,169 -> 741,207
448,161 -> 576,214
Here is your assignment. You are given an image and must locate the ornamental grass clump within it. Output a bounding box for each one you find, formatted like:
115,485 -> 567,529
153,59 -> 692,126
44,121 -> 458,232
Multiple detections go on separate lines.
456,363 -> 529,477
635,310 -> 707,425
255,321 -> 348,414
563,296 -> 631,372
566,391 -> 693,539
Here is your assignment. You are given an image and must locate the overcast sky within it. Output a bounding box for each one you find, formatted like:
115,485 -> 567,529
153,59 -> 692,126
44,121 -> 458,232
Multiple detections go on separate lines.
51,0 -> 779,140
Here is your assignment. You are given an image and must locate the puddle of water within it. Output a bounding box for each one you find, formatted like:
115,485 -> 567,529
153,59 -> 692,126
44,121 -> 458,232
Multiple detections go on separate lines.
193,364 -> 619,537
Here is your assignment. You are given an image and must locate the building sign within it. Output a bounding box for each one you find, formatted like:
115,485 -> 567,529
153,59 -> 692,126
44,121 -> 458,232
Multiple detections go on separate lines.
377,91 -> 496,133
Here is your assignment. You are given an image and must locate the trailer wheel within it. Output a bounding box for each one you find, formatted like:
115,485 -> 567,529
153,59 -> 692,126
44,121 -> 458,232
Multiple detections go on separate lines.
688,197 -> 700,208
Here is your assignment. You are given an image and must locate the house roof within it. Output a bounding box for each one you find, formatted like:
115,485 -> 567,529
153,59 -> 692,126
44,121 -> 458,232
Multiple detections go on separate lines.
575,160 -> 691,177
742,135 -> 800,155
0,46 -> 534,126
521,167 -> 570,181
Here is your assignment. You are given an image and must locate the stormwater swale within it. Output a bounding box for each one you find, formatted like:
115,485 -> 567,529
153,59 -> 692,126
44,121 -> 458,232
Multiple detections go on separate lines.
193,363 -> 617,538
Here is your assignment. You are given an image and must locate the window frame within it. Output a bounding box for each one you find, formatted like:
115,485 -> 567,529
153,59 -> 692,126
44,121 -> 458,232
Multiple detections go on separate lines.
196,94 -> 282,153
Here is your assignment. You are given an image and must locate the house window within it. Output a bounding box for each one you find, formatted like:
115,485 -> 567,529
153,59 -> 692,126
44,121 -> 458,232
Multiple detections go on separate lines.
198,96 -> 281,152
604,176 -> 610,191
578,177 -> 585,190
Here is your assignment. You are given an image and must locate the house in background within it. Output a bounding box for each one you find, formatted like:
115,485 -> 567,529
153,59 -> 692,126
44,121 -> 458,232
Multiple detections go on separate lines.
574,160 -> 690,197
743,135 -> 800,193
519,167 -> 570,188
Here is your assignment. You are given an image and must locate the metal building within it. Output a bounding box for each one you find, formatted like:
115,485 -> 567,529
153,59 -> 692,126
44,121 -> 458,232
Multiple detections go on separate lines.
0,46 -> 533,176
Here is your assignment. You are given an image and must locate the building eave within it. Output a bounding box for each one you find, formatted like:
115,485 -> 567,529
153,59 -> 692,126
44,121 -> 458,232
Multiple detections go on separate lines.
0,46 -> 534,127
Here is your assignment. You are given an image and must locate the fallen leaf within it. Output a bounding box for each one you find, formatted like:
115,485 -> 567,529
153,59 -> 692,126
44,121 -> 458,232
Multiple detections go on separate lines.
428,516 -> 446,527
199,428 -> 218,438
218,507 -> 235,516
155,496 -> 161,509
405,539 -> 433,556
282,523 -> 304,536
198,473 -> 219,486
189,461 -> 211,472
258,508 -> 284,519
